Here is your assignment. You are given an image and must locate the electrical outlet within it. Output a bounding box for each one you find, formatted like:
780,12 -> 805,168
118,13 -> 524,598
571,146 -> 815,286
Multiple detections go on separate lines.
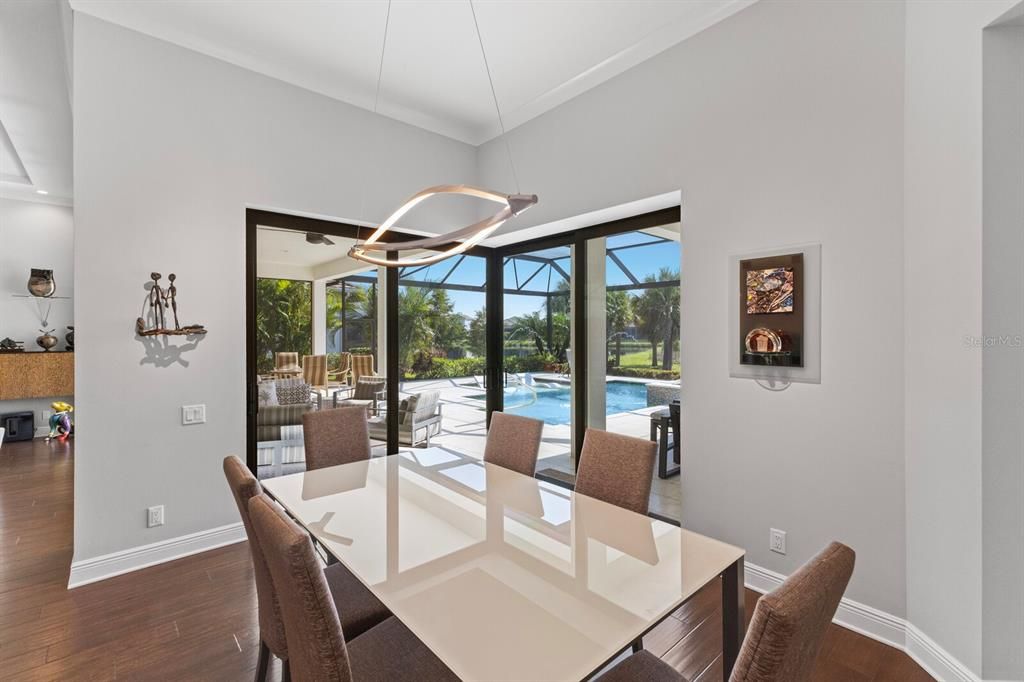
181,404 -> 206,425
147,505 -> 164,528
770,528 -> 786,555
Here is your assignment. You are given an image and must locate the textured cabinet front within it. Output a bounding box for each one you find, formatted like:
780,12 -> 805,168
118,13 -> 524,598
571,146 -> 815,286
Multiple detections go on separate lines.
0,352 -> 74,400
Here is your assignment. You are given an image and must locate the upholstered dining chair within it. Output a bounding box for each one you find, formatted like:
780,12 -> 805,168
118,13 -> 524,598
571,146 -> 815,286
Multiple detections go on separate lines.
248,493 -> 458,682
601,541 -> 856,682
221,456 -> 390,682
483,411 -> 544,477
575,428 -> 657,515
302,354 -> 329,393
302,407 -> 371,471
273,352 -> 303,378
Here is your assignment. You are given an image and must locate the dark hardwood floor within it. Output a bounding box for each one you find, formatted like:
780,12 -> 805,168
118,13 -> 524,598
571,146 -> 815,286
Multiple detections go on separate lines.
0,438 -> 932,681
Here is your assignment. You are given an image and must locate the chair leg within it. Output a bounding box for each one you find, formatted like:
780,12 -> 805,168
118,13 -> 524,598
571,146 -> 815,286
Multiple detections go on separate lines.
631,637 -> 643,653
281,658 -> 291,682
254,641 -> 270,682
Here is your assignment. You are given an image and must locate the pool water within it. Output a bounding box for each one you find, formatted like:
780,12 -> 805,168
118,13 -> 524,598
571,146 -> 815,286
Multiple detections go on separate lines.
474,380 -> 649,425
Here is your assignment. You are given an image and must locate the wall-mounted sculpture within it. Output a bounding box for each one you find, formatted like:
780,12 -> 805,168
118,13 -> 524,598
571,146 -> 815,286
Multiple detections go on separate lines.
135,272 -> 208,337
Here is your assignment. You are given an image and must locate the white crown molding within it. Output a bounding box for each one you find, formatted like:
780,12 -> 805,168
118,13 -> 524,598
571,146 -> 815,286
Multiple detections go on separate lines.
67,522 -> 245,589
746,561 -> 982,682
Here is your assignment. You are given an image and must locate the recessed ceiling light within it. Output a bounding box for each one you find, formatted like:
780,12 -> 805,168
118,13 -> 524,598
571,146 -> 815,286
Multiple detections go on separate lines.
35,189 -> 48,195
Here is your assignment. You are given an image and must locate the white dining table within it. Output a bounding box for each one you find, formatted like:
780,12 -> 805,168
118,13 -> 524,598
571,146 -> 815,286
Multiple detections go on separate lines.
262,448 -> 745,682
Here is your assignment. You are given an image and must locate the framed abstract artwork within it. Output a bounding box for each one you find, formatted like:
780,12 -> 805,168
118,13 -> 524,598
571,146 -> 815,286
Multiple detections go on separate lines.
729,244 -> 821,384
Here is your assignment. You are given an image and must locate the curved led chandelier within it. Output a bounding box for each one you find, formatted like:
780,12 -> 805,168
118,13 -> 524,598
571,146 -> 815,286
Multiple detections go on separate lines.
349,0 -> 536,268
349,185 -> 536,267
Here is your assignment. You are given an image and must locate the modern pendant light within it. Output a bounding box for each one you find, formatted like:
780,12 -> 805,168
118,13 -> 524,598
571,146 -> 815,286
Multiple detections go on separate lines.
349,0 -> 536,268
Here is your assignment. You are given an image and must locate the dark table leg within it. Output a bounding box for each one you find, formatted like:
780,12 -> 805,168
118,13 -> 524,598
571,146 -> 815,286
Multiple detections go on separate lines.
722,558 -> 745,680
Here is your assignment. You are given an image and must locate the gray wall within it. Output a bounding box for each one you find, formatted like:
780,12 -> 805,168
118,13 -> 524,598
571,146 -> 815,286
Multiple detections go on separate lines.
479,0 -> 908,618
72,14 -> 477,563
982,15 -> 1024,681
904,0 -> 1019,673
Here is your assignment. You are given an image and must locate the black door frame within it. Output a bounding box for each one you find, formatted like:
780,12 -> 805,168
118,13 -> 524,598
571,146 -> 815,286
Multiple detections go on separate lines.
493,206 -> 681,465
245,208 -> 497,472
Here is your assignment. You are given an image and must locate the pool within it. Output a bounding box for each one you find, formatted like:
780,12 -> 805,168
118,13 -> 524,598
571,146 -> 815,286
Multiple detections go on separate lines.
471,380 -> 649,425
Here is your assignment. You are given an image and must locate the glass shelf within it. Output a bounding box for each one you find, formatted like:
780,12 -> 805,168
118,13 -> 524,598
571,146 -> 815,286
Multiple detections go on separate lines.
11,294 -> 72,300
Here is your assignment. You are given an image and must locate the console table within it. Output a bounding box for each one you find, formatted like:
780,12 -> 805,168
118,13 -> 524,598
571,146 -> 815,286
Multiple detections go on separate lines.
0,351 -> 74,400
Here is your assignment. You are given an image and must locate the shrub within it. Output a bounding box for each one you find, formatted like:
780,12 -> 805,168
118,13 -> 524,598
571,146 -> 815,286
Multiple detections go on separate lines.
608,366 -> 680,381
407,357 -> 487,379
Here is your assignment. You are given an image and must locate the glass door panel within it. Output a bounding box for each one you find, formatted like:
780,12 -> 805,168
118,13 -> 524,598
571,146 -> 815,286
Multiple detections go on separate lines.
501,245 -> 574,473
394,254 -> 488,454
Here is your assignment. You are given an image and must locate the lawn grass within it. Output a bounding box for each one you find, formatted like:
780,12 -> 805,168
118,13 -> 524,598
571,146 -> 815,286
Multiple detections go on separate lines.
612,348 -> 680,373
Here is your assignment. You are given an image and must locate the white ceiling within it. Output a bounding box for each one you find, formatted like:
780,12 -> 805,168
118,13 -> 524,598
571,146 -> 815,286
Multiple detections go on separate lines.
70,0 -> 755,145
0,0 -> 73,204
257,227 -> 357,268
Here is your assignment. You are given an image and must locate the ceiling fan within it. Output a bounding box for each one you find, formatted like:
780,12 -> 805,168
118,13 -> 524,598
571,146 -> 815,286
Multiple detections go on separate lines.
305,232 -> 335,246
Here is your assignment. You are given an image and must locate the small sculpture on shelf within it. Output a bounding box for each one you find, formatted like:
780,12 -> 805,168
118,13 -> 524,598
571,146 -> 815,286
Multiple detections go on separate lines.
65,326 -> 74,351
0,337 -> 25,353
135,272 -> 208,337
27,268 -> 56,298
36,329 -> 59,351
46,401 -> 74,442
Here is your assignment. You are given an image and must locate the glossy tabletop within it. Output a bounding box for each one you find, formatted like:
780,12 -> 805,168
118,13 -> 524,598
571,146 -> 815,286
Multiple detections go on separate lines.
262,449 -> 744,682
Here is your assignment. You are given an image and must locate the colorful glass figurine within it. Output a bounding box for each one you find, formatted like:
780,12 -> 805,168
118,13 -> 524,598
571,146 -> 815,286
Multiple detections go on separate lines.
46,401 -> 74,442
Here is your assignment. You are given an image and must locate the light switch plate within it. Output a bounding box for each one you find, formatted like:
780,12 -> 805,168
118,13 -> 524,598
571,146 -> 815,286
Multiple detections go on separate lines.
181,404 -> 206,425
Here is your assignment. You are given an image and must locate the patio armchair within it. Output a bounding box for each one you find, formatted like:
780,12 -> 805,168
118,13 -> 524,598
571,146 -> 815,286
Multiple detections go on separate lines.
335,376 -> 386,412
302,354 -> 329,397
367,390 -> 443,447
271,351 -> 302,378
328,351 -> 352,386
351,353 -> 377,383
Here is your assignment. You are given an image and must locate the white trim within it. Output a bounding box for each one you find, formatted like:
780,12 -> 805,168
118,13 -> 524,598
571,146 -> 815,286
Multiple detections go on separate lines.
745,561 -> 980,682
67,522 -> 246,589
906,623 -> 981,682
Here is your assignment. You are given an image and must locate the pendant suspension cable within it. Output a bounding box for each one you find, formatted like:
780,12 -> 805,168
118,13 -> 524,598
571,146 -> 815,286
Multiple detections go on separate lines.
358,0 -> 393,244
469,0 -> 520,194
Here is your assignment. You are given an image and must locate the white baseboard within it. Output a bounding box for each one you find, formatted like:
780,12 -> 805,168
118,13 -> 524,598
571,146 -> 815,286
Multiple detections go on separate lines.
746,561 -> 980,682
906,623 -> 980,682
68,522 -> 246,589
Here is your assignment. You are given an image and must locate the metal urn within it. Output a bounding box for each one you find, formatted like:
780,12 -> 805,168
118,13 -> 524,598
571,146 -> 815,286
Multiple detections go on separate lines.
36,329 -> 59,351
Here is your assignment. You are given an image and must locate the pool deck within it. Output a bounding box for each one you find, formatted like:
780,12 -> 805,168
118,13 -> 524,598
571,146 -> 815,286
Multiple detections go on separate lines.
397,373 -> 682,520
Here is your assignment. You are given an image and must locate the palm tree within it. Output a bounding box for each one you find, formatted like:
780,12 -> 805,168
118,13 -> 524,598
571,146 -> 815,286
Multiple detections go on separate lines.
606,290 -> 634,367
397,286 -> 435,374
255,278 -> 312,373
634,268 -> 680,369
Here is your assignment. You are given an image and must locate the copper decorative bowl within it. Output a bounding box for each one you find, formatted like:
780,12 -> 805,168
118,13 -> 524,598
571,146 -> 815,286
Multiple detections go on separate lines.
744,328 -> 791,354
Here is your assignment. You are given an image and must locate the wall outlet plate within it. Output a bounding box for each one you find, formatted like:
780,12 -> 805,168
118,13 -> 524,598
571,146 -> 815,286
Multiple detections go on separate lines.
770,528 -> 786,554
181,404 -> 206,425
147,505 -> 164,528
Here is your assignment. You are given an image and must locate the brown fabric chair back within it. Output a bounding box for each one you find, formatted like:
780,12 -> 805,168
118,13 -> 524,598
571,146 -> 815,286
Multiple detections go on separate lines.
248,494 -> 353,682
302,406 -> 371,471
351,354 -> 375,383
275,352 -> 301,372
575,428 -> 656,514
222,456 -> 288,658
731,542 -> 855,682
484,411 -> 544,477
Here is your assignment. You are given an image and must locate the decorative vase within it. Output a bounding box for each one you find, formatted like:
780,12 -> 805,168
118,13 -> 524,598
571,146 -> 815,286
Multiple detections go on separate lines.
36,329 -> 59,352
65,326 -> 74,351
27,269 -> 56,298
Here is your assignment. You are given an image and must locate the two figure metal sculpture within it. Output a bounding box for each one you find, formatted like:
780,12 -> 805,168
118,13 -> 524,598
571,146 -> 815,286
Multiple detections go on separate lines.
135,272 -> 207,337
